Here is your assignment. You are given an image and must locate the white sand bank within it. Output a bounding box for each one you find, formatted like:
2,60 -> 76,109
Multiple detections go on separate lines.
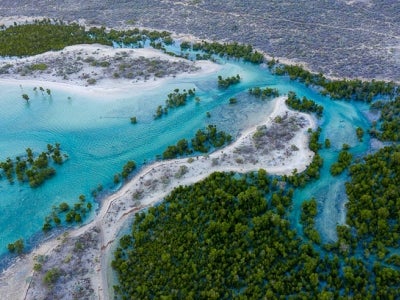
0,44 -> 221,98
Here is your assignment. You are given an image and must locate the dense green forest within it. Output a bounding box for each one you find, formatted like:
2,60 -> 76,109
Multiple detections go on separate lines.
301,198 -> 321,244
345,145 -> 400,255
272,64 -> 399,102
112,171 -> 400,299
112,73 -> 400,297
0,19 -> 172,56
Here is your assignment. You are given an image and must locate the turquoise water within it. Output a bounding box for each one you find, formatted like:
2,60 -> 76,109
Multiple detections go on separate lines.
0,56 -> 371,265
289,95 -> 371,242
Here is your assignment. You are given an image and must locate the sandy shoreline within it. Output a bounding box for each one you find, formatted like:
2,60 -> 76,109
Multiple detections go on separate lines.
0,95 -> 316,299
0,44 -> 221,98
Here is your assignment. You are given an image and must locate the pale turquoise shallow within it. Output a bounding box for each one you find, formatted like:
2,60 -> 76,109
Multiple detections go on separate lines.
0,58 -> 371,264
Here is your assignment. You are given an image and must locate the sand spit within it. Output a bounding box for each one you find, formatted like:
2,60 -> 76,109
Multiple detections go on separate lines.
0,44 -> 221,97
0,96 -> 315,299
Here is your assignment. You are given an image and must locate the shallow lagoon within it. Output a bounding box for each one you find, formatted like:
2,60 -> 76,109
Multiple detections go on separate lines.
0,56 -> 371,262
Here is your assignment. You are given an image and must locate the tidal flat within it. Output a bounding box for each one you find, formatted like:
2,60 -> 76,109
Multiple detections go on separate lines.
0,16 -> 398,299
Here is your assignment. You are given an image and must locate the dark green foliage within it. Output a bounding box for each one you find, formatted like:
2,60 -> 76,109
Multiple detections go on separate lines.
191,125 -> 232,153
228,97 -> 237,104
322,79 -> 397,102
0,143 -> 65,188
308,127 -> 323,153
285,127 -> 324,187
59,202 -> 70,212
330,150 -> 353,176
273,64 -> 399,102
112,172 -> 324,299
154,88 -> 196,119
113,171 -> 400,298
248,86 -> 279,99
183,130 -> 204,153
42,221 -> 52,232
65,211 -> 75,223
50,143 -> 64,165
286,154 -> 323,187
0,20 -> 173,57
386,255 -> 400,267
165,88 -> 195,108
121,160 -> 136,179
114,173 -> 120,184
345,145 -> 400,252
74,213 -> 82,223
334,225 -> 358,256
42,194 -> 93,231
356,127 -> 364,141
0,20 -> 99,56
180,41 -> 191,50
192,41 -> 264,63
162,36 -> 174,45
22,93 -> 29,101
161,125 -> 231,159
53,215 -> 61,225
217,74 -> 241,88
369,96 -> 400,141
7,238 -> 24,254
324,138 -> 331,148
162,139 -> 192,159
301,198 -> 321,244
25,167 -> 55,188
342,143 -> 350,151
154,105 -> 163,119
285,91 -> 323,118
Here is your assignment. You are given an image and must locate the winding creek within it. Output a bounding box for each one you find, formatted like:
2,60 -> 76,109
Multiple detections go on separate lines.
0,48 -> 372,272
